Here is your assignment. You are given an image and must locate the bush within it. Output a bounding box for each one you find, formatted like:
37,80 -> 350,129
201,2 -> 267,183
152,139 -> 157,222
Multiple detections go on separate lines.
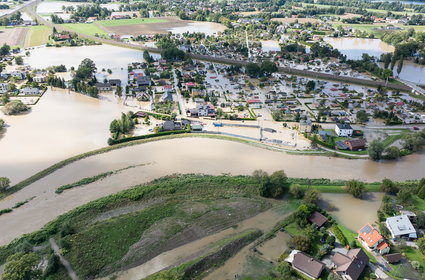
290,184 -> 305,199
346,180 -> 366,198
331,225 -> 348,246
259,170 -> 290,199
0,177 -> 10,192
292,235 -> 311,252
303,189 -> 320,204
381,178 -> 398,194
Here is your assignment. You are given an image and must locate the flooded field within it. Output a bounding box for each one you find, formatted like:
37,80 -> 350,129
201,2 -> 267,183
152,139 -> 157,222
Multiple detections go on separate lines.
36,1 -> 120,14
25,45 -> 158,85
255,231 -> 290,262
105,17 -> 226,36
324,37 -> 395,60
319,192 -> 384,232
260,40 -> 281,52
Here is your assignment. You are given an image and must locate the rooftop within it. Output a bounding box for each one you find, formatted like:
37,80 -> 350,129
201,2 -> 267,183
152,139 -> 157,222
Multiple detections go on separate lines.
386,215 -> 417,238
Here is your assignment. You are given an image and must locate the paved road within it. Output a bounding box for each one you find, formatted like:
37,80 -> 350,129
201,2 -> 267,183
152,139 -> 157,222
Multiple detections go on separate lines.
23,1 -> 413,92
49,238 -> 79,280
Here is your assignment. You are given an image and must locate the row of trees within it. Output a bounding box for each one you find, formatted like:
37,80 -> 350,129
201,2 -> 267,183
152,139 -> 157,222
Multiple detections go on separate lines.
245,60 -> 278,78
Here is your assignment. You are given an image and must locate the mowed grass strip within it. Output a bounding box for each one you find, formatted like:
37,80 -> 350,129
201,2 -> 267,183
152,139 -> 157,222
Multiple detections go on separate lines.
62,23 -> 107,36
98,17 -> 166,27
25,25 -> 51,47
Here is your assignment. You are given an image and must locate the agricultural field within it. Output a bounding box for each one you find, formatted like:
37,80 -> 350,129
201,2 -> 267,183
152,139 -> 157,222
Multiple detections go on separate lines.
24,25 -> 51,47
98,17 -> 166,27
0,27 -> 28,47
62,23 -> 107,36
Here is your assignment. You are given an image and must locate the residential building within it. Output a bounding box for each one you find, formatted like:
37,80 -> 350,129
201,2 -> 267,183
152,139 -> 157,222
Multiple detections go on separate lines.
384,253 -> 402,264
308,211 -> 328,228
21,87 -> 39,95
162,120 -> 183,131
385,215 -> 417,240
197,104 -> 216,118
109,79 -> 121,87
0,83 -> 8,94
332,248 -> 369,280
33,75 -> 46,83
95,83 -> 112,91
136,76 -> 151,87
344,139 -> 366,151
286,250 -> 325,279
299,119 -> 312,133
357,223 -> 390,254
335,123 -> 353,137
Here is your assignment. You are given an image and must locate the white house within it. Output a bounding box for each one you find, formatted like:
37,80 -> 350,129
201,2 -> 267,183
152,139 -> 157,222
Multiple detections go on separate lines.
33,75 -> 46,83
386,215 -> 417,240
335,123 -> 353,137
0,83 -> 9,94
21,87 -> 40,95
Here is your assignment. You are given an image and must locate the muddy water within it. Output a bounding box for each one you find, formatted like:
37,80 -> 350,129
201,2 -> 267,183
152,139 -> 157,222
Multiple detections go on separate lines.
168,21 -> 226,36
0,88 -> 132,183
394,60 -> 425,84
324,37 -> 394,60
25,45 -> 159,85
319,192 -> 384,232
260,40 -> 281,52
107,206 -> 286,280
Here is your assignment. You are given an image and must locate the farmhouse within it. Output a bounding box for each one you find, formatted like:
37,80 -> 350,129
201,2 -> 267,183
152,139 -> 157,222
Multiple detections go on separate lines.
335,123 -> 353,137
344,139 -> 366,151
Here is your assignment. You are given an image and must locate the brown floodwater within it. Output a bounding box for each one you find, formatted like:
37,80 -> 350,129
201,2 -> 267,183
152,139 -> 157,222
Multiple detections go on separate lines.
319,192 -> 384,232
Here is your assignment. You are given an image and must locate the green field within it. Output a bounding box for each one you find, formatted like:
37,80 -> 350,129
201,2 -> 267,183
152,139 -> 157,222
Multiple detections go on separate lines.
62,23 -> 107,36
25,25 -> 51,47
98,17 -> 166,27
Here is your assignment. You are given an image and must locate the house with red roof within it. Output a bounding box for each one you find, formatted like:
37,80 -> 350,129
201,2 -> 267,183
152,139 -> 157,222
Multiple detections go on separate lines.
357,223 -> 390,254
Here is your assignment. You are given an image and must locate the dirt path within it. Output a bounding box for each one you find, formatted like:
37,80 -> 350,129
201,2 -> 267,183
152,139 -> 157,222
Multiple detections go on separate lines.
49,238 -> 79,280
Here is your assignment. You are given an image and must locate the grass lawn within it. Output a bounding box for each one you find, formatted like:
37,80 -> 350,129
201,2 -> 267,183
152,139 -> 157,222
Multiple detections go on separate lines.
62,23 -> 107,36
98,18 -> 166,27
25,25 -> 51,47
412,194 -> 425,211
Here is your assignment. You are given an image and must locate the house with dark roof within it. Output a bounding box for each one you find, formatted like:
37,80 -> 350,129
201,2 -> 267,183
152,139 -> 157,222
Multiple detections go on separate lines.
335,123 -> 353,137
332,248 -> 369,280
161,121 -> 183,131
308,211 -> 328,228
109,79 -> 121,87
384,253 -> 402,264
286,250 -> 325,279
95,83 -> 112,91
344,139 -> 366,151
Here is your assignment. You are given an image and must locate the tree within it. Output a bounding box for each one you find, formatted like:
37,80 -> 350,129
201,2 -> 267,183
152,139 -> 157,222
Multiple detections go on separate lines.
397,59 -> 404,76
15,56 -> 23,65
0,43 -> 10,56
292,235 -> 311,252
396,189 -> 412,204
381,179 -> 398,194
245,62 -> 261,77
0,118 -> 4,129
3,100 -> 28,115
304,189 -> 320,204
385,146 -> 400,160
346,180 -> 366,198
368,140 -> 384,161
356,110 -> 369,123
328,273 -> 343,280
418,236 -> 425,254
0,177 -> 10,192
416,212 -> 425,229
143,50 -> 154,63
1,252 -> 41,280
290,184 -> 305,199
260,60 -> 278,76
306,80 -> 316,92
75,58 -> 96,81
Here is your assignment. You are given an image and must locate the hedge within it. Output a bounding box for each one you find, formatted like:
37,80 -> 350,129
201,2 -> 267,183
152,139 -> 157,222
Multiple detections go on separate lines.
331,225 -> 348,246
108,130 -> 190,145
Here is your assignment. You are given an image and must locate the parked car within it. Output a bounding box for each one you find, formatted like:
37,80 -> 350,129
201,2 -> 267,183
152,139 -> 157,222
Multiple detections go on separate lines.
413,126 -> 420,130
